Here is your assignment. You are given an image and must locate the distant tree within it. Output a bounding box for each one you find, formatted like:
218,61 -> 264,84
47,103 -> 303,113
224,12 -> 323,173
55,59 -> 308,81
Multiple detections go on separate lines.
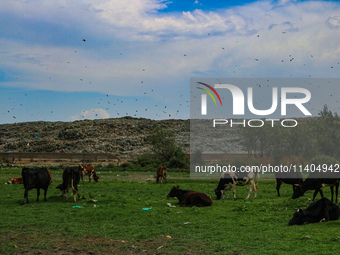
148,127 -> 184,162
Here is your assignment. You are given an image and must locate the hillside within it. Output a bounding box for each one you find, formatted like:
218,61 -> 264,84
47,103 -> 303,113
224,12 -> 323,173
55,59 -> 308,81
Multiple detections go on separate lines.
0,117 -> 191,160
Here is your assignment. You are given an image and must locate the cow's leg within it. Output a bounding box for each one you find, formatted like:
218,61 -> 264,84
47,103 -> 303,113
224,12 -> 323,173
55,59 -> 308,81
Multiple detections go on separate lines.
246,182 -> 253,200
64,188 -> 69,202
221,190 -> 226,200
336,182 -> 339,203
43,188 -> 48,202
36,188 -> 40,202
21,189 -> 29,205
313,189 -> 323,201
233,185 -> 237,200
330,185 -> 334,202
254,182 -> 257,199
276,180 -> 282,197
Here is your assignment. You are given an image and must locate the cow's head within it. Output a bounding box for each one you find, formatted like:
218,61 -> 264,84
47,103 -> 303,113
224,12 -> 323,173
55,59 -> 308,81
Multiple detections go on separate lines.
93,175 -> 99,182
289,208 -> 307,225
215,189 -> 223,200
292,186 -> 304,199
167,186 -> 180,198
56,184 -> 65,196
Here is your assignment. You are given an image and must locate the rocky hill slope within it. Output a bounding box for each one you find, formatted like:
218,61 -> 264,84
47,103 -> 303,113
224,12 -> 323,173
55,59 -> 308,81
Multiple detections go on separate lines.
0,117 -> 191,160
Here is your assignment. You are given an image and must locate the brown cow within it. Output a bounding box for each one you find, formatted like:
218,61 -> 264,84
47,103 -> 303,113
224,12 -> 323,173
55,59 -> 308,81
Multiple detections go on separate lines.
7,177 -> 23,184
156,165 -> 167,184
78,165 -> 99,182
167,186 -> 212,207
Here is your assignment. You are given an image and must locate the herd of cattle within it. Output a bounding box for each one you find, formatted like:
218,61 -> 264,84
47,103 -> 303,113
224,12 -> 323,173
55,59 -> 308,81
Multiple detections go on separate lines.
6,165 -> 98,205
6,164 -> 340,225
166,167 -> 340,225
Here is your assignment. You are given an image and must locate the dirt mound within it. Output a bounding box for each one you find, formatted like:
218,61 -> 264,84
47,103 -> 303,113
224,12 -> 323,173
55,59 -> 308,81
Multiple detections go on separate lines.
0,117 -> 190,160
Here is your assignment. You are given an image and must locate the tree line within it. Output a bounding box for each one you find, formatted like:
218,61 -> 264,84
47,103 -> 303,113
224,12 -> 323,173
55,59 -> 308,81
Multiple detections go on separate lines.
242,105 -> 340,161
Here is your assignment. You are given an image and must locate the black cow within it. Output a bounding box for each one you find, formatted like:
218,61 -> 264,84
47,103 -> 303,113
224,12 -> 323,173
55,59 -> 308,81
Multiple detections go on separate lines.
292,170 -> 340,203
56,167 -> 81,202
215,170 -> 258,200
289,197 -> 340,225
167,186 -> 212,207
21,167 -> 52,205
275,172 -> 303,197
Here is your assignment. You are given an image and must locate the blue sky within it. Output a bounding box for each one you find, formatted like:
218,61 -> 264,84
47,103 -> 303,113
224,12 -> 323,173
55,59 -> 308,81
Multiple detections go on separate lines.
1,0 -> 340,124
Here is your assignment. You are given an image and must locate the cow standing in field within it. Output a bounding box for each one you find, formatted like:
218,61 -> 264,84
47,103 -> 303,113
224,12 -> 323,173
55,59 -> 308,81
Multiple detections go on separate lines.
78,164 -> 99,182
167,186 -> 212,207
156,165 -> 167,184
20,167 -> 52,205
289,197 -> 340,225
56,166 -> 81,202
292,170 -> 340,203
7,177 -> 23,184
275,172 -> 303,197
215,170 -> 259,200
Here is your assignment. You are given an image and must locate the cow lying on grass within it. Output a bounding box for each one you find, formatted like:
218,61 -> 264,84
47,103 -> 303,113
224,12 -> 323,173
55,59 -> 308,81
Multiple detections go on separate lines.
289,197 -> 340,225
156,165 -> 167,184
167,186 -> 212,207
7,177 -> 23,184
56,167 -> 81,202
20,167 -> 52,205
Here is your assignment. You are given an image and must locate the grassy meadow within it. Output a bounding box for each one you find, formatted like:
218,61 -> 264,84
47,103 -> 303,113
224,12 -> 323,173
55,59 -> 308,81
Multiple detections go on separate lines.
1,166 -> 340,254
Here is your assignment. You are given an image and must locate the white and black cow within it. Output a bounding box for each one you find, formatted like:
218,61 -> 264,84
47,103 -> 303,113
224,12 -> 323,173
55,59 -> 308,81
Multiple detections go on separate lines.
292,170 -> 340,203
56,166 -> 81,202
20,167 -> 52,205
215,170 -> 259,200
289,197 -> 340,225
275,171 -> 303,197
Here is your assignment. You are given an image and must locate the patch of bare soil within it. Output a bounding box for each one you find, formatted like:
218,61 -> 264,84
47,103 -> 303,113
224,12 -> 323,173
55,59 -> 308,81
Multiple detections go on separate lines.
1,234 -> 178,255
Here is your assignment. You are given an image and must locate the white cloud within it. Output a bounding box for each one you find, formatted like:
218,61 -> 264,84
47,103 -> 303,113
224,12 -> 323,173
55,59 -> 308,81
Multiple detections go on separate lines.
325,16 -> 340,29
71,108 -> 110,121
1,0 -> 340,99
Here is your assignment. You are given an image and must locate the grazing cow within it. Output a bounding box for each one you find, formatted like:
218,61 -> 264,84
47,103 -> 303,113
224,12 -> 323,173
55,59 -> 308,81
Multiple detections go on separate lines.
215,170 -> 259,200
7,177 -> 23,184
56,167 -> 81,202
156,165 -> 167,184
167,186 -> 212,207
275,172 -> 303,197
21,167 -> 51,205
292,170 -> 340,203
78,165 -> 99,182
289,197 -> 340,225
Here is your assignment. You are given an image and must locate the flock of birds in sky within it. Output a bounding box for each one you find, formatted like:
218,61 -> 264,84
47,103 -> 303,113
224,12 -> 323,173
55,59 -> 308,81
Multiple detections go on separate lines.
2,34 -> 340,123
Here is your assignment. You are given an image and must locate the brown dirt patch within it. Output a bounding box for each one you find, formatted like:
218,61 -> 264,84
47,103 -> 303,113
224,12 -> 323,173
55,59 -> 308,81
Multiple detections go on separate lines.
1,234 -> 176,255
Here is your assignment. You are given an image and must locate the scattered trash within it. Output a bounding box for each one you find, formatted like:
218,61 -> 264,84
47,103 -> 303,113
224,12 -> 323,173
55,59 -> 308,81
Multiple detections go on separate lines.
89,199 -> 98,203
157,246 -> 163,250
142,207 -> 152,211
165,235 -> 172,239
184,222 -> 190,225
72,205 -> 83,208
167,203 -> 176,207
246,202 -> 251,204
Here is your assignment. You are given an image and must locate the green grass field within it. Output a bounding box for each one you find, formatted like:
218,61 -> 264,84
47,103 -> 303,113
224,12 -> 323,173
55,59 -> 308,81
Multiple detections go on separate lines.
1,167 -> 339,254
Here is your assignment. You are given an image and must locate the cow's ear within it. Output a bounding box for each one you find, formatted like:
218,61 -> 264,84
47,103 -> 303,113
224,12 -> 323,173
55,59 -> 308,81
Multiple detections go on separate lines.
176,185 -> 180,188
